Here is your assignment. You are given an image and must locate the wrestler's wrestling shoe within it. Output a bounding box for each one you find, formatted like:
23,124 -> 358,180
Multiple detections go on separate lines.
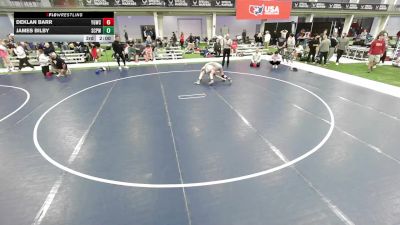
194,80 -> 201,85
208,79 -> 214,85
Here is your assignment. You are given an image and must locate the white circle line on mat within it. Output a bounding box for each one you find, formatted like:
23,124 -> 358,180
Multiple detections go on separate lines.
33,70 -> 335,188
0,85 -> 30,123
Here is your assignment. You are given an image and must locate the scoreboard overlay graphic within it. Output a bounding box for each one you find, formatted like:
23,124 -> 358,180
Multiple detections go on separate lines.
14,12 -> 115,42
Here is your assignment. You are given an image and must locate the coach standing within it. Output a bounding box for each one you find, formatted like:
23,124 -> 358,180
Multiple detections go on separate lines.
222,34 -> 232,67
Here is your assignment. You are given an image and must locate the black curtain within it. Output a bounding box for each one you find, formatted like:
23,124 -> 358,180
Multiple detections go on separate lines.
277,22 -> 292,34
264,23 -> 278,33
296,22 -> 312,34
311,22 -> 333,36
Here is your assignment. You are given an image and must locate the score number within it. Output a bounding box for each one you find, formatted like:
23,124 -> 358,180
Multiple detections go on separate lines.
103,18 -> 114,26
102,18 -> 114,35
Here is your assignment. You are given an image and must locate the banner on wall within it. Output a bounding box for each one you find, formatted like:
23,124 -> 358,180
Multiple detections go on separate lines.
291,2 -> 388,11
83,0 -> 234,7
236,0 -> 292,20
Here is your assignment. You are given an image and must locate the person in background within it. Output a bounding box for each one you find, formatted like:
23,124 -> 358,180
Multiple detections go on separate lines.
221,34 -> 232,67
142,44 -> 153,62
306,35 -> 319,64
336,32 -> 350,65
270,51 -> 282,69
250,48 -> 262,67
285,33 -> 296,70
318,35 -> 331,65
254,33 -> 259,45
328,35 -> 338,61
7,33 -> 15,45
231,38 -> 238,55
379,32 -> 389,65
271,30 -> 278,46
171,32 -> 177,47
213,37 -> 221,57
112,35 -> 128,70
276,33 -> 286,56
38,48 -> 51,77
91,43 -> 98,62
126,41 -> 135,62
180,32 -> 185,48
49,52 -> 70,77
124,28 -> 129,42
242,29 -> 247,44
133,40 -> 143,63
62,42 -> 69,51
43,42 -> 55,56
187,33 -> 195,52
264,30 -> 271,48
145,35 -> 152,45
360,29 -> 368,45
13,42 -> 34,71
0,39 -> 14,72
368,33 -> 386,73
294,43 -> 304,60
257,32 -> 263,46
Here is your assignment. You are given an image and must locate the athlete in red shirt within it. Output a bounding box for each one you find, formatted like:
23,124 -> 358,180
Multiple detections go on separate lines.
368,34 -> 386,73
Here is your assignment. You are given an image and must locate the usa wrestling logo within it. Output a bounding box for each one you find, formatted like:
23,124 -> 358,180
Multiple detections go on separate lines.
249,4 -> 264,16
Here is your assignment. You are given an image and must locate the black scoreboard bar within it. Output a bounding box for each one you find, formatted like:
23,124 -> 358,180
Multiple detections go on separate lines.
14,12 -> 115,43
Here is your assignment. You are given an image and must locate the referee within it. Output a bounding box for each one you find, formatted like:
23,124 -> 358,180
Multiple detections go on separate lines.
221,34 -> 232,67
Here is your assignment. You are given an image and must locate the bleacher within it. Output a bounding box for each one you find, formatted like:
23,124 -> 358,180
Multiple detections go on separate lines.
155,46 -> 183,60
236,44 -> 269,56
56,50 -> 86,64
9,50 -> 86,66
205,43 -> 270,57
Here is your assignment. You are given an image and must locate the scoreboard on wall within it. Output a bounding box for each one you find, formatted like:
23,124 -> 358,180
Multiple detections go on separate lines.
14,12 -> 115,43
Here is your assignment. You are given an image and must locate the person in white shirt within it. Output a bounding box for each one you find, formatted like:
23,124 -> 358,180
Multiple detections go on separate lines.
250,48 -> 262,67
38,48 -> 51,77
284,33 -> 296,70
221,34 -> 232,67
194,62 -> 232,85
264,31 -> 271,47
13,42 -> 34,71
294,44 -> 304,60
269,51 -> 282,69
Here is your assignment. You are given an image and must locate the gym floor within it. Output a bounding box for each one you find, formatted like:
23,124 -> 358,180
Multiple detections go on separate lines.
0,60 -> 400,225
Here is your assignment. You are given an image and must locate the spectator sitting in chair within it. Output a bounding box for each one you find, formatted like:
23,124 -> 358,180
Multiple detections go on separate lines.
143,44 -> 153,62
145,35 -> 152,45
294,43 -> 304,60
213,38 -> 221,57
133,40 -> 143,63
250,48 -> 262,67
186,33 -> 195,52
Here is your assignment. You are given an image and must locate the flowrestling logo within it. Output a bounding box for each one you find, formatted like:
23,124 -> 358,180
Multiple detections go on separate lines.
249,4 -> 279,16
